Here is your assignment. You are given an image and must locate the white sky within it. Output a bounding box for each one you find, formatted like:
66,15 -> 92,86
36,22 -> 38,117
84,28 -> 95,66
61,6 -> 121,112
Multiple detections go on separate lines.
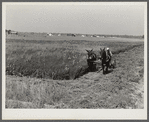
5,2 -> 145,35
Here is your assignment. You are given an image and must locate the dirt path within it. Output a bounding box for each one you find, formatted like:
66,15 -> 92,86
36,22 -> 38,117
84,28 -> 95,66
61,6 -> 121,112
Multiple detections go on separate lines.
6,44 -> 144,109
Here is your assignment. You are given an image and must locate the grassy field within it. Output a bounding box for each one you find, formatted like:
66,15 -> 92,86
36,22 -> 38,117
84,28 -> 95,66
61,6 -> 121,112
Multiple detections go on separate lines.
6,36 -> 143,80
5,34 -> 144,109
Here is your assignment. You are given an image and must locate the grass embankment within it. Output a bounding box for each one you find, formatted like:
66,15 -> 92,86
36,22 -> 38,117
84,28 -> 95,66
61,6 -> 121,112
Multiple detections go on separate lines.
6,39 -> 143,80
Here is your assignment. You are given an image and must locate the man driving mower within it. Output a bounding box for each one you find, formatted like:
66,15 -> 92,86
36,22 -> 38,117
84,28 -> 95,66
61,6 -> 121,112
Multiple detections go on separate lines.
106,47 -> 113,67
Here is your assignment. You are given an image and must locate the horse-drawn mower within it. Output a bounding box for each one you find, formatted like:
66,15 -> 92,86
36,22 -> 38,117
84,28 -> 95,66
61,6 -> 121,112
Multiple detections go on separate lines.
86,49 -> 116,73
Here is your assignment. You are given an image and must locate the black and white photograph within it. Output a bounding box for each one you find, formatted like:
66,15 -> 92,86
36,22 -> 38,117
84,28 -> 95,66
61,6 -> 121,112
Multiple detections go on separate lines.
2,2 -> 147,120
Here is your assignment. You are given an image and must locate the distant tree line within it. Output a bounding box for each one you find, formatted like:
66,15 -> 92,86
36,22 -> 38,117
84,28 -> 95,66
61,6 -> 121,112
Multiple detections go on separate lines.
6,29 -> 12,34
5,30 -> 144,38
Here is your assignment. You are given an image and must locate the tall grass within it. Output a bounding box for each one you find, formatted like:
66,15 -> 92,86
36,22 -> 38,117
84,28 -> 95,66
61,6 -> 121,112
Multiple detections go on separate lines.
6,39 -> 143,80
6,76 -> 71,108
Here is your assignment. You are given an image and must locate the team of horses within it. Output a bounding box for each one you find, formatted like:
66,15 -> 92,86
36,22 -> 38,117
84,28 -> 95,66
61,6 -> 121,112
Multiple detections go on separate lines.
86,48 -> 116,74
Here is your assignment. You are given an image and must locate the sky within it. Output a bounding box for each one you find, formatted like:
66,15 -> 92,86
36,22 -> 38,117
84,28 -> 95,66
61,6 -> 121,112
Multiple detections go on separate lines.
5,3 -> 145,35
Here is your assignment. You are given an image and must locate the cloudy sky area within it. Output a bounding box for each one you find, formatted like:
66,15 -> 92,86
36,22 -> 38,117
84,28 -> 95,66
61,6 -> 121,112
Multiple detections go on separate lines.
6,3 -> 145,35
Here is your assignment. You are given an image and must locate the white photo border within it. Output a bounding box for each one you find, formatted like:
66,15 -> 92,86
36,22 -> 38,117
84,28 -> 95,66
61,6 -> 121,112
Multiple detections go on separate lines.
2,2 -> 147,120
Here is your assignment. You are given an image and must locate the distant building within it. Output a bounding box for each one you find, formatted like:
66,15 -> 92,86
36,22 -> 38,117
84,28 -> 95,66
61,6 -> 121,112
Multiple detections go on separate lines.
11,31 -> 18,35
48,33 -> 53,36
67,34 -> 76,37
6,30 -> 18,35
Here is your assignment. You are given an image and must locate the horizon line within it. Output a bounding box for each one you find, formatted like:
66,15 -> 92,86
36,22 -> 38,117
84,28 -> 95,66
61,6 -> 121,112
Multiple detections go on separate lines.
5,29 -> 144,37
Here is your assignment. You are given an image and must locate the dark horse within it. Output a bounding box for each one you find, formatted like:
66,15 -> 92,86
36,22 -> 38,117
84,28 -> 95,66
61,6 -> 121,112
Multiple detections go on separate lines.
100,48 -> 111,74
86,49 -> 97,71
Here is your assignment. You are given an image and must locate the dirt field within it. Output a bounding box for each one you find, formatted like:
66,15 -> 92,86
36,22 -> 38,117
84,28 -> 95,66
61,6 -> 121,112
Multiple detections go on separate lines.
5,33 -> 144,109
